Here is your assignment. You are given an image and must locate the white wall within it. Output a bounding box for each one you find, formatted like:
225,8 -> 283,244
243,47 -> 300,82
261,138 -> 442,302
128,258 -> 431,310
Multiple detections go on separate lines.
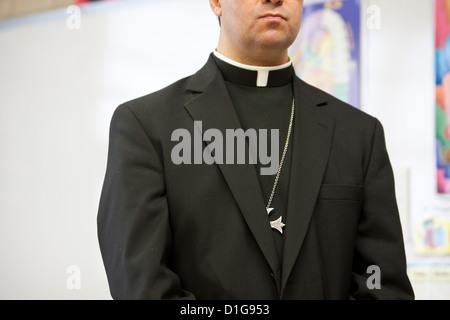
0,0 -> 448,299
0,0 -> 219,300
360,0 -> 450,299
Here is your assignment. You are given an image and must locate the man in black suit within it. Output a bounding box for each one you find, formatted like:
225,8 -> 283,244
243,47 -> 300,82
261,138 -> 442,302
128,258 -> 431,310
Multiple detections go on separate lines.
97,0 -> 414,299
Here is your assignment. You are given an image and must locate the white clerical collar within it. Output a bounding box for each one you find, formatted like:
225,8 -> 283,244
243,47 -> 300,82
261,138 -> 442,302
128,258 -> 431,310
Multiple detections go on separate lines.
213,50 -> 292,87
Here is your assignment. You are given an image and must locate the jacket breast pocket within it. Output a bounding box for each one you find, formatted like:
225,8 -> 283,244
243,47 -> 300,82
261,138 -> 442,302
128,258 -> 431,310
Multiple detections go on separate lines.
315,184 -> 364,237
318,184 -> 364,202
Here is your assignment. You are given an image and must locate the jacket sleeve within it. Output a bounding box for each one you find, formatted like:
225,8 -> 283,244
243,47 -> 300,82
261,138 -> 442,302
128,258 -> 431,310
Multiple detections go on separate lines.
350,119 -> 415,300
97,104 -> 195,300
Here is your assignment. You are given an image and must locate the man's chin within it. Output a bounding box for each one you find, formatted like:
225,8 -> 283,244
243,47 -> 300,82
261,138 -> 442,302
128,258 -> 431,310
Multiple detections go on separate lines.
256,32 -> 293,51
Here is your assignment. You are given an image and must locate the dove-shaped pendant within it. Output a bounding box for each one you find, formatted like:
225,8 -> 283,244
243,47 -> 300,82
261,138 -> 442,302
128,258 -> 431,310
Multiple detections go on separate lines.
266,208 -> 285,234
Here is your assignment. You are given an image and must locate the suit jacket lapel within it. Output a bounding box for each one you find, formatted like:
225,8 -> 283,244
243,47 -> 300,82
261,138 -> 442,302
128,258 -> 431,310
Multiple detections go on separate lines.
280,77 -> 335,296
184,57 -> 281,282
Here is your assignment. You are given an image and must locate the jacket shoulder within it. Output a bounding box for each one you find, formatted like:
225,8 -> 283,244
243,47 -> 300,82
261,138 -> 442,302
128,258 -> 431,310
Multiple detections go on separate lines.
108,75 -> 197,142
121,76 -> 192,112
297,78 -> 377,126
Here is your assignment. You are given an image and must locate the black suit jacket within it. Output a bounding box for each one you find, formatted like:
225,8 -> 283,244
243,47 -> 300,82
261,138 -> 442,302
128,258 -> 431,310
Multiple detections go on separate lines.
97,55 -> 414,300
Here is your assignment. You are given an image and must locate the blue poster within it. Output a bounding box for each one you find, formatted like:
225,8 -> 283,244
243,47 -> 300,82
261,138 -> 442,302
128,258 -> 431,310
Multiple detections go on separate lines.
289,0 -> 361,109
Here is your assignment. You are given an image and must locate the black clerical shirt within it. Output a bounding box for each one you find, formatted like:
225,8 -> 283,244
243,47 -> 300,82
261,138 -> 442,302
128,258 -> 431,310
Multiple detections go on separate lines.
212,53 -> 295,261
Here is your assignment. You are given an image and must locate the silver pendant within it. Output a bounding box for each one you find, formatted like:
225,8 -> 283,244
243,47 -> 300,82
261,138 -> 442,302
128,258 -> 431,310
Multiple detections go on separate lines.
266,208 -> 285,234
270,216 -> 286,234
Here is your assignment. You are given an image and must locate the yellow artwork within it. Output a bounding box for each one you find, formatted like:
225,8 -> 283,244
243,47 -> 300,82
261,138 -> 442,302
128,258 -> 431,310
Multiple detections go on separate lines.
415,216 -> 450,254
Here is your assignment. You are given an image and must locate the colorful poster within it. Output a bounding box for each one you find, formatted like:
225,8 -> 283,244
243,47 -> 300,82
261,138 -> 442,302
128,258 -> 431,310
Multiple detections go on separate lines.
415,215 -> 450,254
289,0 -> 361,109
436,0 -> 450,194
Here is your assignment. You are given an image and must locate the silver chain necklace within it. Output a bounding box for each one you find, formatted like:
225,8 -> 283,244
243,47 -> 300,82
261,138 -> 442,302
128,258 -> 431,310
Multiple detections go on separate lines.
266,97 -> 295,234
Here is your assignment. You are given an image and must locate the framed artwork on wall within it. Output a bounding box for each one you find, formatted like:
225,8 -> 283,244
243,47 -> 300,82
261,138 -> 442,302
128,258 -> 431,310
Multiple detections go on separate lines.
436,0 -> 450,194
289,0 -> 361,109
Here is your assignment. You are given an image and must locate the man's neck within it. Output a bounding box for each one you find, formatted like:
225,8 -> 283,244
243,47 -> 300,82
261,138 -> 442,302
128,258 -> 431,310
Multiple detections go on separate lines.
214,50 -> 292,70
216,45 -> 290,67
212,50 -> 293,87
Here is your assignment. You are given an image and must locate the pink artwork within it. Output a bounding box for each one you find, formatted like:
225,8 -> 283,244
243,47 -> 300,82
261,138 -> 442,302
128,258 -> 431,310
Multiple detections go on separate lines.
436,0 -> 450,193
